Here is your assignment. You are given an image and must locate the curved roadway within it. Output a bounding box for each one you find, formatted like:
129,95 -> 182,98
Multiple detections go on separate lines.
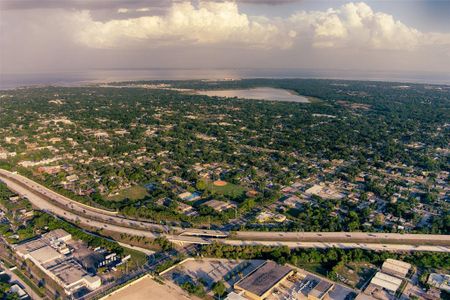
1,169 -> 449,252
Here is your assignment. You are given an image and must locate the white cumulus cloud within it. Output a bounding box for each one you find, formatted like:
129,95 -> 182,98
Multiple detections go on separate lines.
136,8 -> 150,12
289,2 -> 422,50
117,8 -> 129,14
74,1 -> 294,49
62,1 -> 450,52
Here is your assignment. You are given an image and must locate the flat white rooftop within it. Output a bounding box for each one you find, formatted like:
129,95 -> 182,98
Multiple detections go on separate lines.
29,245 -> 62,264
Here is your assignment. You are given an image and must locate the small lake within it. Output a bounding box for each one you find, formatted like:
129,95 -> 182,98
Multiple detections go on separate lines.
195,87 -> 310,103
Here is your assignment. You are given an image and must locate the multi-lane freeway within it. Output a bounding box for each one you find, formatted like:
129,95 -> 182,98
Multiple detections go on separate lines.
0,169 -> 211,244
1,169 -> 449,252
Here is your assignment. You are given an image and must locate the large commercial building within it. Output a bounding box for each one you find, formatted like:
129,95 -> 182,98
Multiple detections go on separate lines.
381,259 -> 411,279
361,259 -> 411,299
427,273 -> 450,292
26,245 -> 63,264
234,261 -> 294,300
47,259 -> 101,293
369,272 -> 403,294
14,229 -> 101,295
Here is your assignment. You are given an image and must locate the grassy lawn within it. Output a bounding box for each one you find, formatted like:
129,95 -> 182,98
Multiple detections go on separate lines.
0,245 -> 14,268
106,185 -> 148,201
202,180 -> 246,198
123,248 -> 150,266
306,96 -> 323,103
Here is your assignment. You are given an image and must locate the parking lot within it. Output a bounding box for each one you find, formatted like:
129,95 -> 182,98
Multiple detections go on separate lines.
163,258 -> 264,290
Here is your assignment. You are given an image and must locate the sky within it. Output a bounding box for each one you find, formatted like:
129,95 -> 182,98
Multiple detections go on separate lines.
1,0 -> 450,76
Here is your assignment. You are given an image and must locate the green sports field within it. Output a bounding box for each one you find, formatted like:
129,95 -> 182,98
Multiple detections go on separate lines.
106,185 -> 148,201
202,180 -> 246,198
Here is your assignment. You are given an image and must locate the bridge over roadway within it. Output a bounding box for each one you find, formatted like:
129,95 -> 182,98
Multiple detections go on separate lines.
1,169 -> 449,252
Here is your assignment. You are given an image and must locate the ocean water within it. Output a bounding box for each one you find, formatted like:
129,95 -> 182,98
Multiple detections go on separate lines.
1,68 -> 449,90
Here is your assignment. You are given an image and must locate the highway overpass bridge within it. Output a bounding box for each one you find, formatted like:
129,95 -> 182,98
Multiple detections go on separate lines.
1,169 -> 449,252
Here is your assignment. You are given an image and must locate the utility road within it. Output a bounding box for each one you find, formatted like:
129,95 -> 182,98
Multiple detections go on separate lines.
1,169 -> 449,252
0,265 -> 44,300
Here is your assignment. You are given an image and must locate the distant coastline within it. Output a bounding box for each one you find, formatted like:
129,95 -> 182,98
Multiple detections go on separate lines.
1,68 -> 450,90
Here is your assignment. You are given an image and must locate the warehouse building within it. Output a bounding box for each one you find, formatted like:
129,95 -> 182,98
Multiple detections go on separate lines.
13,229 -> 101,295
381,259 -> 411,279
27,245 -> 63,265
43,228 -> 72,243
234,261 -> 293,300
427,273 -> 450,292
47,259 -> 101,294
369,272 -> 403,294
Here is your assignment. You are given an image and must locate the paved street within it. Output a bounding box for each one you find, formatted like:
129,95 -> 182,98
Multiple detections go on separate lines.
0,265 -> 44,300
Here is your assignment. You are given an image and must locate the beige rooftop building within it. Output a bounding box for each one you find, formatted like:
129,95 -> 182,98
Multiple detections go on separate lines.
28,245 -> 63,265
48,260 -> 101,294
43,228 -> 72,242
370,272 -> 403,294
381,259 -> 411,278
13,229 -> 101,295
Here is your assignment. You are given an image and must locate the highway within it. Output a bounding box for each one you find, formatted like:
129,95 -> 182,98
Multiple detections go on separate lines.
1,169 -> 449,252
0,170 -> 212,245
222,240 -> 450,252
232,230 -> 450,244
